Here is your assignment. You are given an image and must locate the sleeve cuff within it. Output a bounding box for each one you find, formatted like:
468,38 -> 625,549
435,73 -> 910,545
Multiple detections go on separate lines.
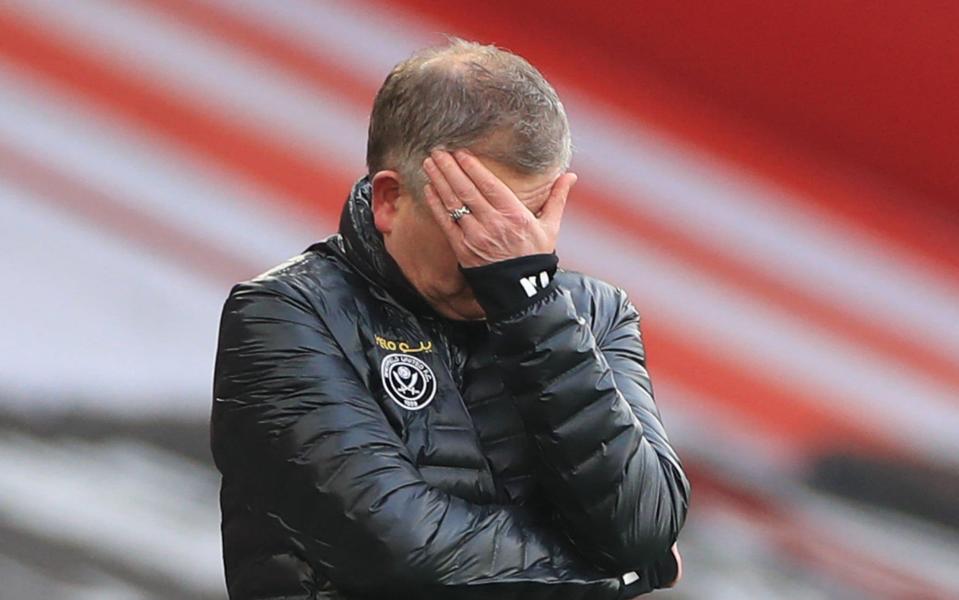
460,253 -> 559,320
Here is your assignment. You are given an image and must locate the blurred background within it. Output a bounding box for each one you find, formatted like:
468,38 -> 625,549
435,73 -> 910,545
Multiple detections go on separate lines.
1,1 -> 957,598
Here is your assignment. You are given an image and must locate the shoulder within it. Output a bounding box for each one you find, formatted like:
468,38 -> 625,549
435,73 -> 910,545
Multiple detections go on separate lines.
554,269 -> 640,339
214,242 -> 356,374
225,237 -> 359,318
554,269 -> 635,315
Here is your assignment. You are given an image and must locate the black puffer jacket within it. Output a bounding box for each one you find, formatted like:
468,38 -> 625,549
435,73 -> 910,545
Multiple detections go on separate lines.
211,178 -> 690,599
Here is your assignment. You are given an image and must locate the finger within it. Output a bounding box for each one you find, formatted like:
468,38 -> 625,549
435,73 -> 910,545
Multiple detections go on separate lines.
422,156 -> 460,211
452,150 -> 527,213
665,543 -> 682,588
423,157 -> 487,237
538,172 -> 577,234
423,183 -> 466,246
428,151 -> 498,217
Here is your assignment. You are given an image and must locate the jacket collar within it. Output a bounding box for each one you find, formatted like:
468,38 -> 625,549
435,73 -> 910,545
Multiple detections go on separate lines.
334,176 -> 437,316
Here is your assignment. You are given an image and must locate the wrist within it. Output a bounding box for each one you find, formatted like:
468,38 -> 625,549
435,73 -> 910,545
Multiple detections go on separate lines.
461,253 -> 559,320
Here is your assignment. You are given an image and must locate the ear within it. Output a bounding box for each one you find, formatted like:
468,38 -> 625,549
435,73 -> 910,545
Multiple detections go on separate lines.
370,170 -> 403,235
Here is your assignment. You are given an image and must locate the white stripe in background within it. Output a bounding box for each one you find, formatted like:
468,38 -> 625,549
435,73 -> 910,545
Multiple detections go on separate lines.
0,0 -> 369,170
0,555 -> 152,600
569,105 -> 959,361
657,381 -> 803,471
675,512 -> 843,600
186,0 -> 429,84
0,65 -> 323,271
795,490 -> 959,593
0,435 -> 223,595
0,67 -> 334,415
3,0 -> 958,452
198,0 -> 431,70
198,0 -> 959,367
559,211 -> 959,462
0,180 -> 227,415
669,391 -> 959,593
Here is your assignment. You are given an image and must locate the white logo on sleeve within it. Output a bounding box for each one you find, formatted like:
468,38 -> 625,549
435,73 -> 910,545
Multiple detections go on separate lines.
622,571 -> 640,585
381,353 -> 437,410
519,270 -> 551,298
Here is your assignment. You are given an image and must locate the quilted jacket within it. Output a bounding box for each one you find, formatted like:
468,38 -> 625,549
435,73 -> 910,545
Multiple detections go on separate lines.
211,178 -> 690,599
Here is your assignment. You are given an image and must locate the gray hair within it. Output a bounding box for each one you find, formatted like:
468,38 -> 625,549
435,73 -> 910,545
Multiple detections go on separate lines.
366,38 -> 572,198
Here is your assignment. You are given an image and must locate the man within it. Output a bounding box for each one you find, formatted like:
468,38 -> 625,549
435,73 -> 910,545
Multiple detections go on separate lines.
212,39 -> 689,599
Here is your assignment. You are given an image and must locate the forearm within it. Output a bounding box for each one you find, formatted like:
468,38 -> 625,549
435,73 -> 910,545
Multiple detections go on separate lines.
478,283 -> 688,572
219,411 -> 625,599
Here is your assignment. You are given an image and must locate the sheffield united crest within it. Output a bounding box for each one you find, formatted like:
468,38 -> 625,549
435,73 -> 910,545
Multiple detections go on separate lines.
380,353 -> 437,411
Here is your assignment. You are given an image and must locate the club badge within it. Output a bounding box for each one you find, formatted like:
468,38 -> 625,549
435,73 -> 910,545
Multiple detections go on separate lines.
380,353 -> 437,411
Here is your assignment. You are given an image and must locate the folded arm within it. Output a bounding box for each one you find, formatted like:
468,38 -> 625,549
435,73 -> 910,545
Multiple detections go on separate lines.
484,281 -> 690,579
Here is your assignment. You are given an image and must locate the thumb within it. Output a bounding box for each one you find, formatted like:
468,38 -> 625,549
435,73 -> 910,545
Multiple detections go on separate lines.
539,172 -> 577,234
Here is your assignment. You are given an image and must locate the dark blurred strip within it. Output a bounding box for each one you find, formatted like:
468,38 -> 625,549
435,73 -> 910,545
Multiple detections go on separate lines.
810,453 -> 959,533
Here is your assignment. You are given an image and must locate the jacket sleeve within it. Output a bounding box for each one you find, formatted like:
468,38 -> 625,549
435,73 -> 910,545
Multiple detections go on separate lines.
485,282 -> 690,577
211,279 -> 629,600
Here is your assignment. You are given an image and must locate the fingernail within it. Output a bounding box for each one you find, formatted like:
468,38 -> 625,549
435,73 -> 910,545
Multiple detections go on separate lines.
423,157 -> 434,171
